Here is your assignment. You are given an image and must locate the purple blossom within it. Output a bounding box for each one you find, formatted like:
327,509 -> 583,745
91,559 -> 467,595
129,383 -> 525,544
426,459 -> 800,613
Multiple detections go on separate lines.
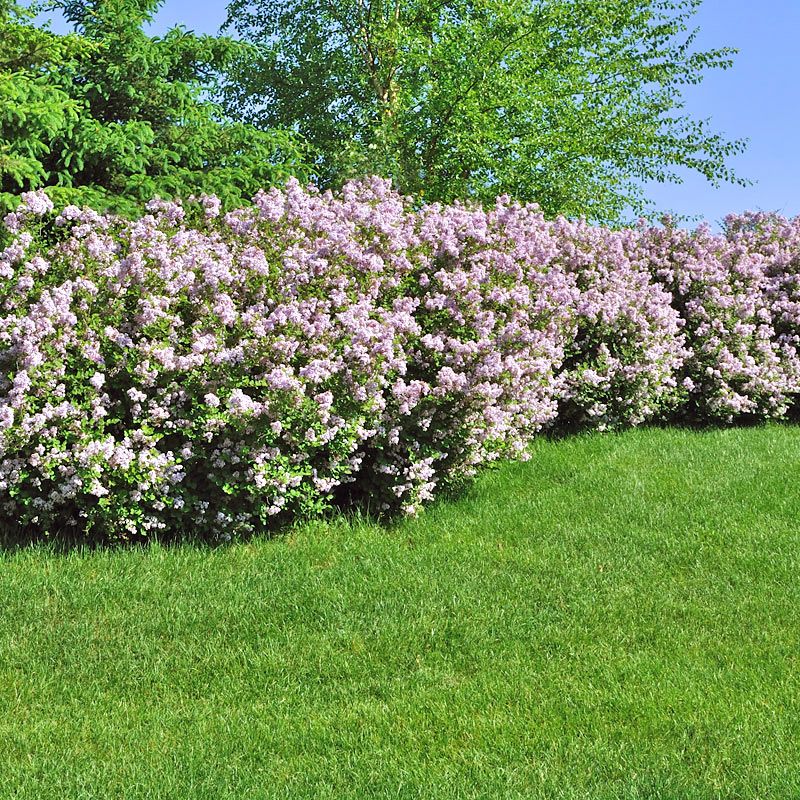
2,177 -> 800,542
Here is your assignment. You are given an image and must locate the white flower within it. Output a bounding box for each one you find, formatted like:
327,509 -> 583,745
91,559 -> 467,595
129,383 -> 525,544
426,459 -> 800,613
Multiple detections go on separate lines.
88,479 -> 108,498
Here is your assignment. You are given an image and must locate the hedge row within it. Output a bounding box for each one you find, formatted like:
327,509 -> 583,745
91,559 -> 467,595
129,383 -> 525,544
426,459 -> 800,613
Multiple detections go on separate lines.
1,180 -> 799,541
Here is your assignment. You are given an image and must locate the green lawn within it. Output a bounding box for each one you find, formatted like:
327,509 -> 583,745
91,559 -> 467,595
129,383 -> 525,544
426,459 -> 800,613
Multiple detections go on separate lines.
2,426 -> 800,799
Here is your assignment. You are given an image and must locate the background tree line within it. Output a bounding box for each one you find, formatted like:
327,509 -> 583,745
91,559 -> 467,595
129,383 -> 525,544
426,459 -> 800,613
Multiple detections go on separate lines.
1,0 -> 746,221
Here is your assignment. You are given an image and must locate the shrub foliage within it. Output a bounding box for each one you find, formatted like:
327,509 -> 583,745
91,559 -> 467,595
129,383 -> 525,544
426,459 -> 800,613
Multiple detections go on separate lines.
1,182 -> 799,542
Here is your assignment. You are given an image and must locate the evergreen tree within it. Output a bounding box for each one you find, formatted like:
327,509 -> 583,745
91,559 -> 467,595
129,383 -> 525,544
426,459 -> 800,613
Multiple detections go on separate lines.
0,0 -> 308,214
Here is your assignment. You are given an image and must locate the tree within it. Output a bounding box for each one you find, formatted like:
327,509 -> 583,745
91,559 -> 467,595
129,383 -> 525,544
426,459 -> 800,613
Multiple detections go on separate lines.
223,0 -> 746,222
0,0 -> 309,214
0,0 -> 86,207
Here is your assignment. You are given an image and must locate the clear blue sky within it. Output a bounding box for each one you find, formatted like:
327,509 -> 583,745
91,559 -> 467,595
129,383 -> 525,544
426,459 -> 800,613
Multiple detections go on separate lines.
42,0 -> 800,225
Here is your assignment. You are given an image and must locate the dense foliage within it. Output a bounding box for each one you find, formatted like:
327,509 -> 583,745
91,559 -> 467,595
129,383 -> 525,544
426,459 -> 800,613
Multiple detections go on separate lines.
2,181 -> 799,542
1,0 -> 749,224
0,0 -> 307,215
223,0 -> 746,221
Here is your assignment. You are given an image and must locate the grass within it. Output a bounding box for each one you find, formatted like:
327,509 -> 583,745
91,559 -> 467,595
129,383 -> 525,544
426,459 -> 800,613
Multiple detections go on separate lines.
2,425 -> 800,799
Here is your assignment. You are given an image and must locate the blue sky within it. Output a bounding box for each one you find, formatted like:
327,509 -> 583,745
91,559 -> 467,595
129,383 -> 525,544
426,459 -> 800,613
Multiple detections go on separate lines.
641,0 -> 800,225
42,0 -> 800,225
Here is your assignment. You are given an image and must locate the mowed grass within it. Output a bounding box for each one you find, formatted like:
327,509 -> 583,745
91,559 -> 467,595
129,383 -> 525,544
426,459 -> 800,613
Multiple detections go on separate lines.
2,426 -> 800,799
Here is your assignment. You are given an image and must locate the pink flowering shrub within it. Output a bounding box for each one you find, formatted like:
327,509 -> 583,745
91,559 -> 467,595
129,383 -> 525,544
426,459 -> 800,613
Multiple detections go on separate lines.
350,198 -> 576,510
640,219 -> 797,421
551,219 -> 688,430
2,182 -> 800,543
722,211 -> 800,416
0,182 -> 572,541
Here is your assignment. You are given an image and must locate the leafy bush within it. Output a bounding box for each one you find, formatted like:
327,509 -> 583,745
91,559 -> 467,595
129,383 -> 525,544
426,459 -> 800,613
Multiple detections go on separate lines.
722,211 -> 800,416
0,181 -> 573,541
2,182 -> 799,543
640,219 -> 795,421
551,218 -> 688,430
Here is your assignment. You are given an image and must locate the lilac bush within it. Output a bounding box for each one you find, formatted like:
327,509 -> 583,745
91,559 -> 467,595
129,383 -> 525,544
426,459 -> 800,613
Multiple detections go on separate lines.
639,218 -> 797,421
2,181 -> 800,543
351,196 -> 576,512
550,218 -> 688,430
0,182 -> 573,541
722,211 -> 800,416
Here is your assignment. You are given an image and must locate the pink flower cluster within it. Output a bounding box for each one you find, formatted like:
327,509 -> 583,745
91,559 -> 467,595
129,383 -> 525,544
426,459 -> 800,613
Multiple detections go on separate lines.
1,183 -> 799,541
550,218 -> 689,429
638,215 -> 799,419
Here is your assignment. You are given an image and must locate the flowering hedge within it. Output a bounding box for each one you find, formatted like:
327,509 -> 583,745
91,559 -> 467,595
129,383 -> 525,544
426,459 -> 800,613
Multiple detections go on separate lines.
1,182 -> 799,542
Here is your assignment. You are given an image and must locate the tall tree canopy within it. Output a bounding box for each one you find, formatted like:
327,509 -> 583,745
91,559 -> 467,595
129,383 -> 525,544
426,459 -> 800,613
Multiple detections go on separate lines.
223,0 -> 746,222
0,0 -> 308,214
